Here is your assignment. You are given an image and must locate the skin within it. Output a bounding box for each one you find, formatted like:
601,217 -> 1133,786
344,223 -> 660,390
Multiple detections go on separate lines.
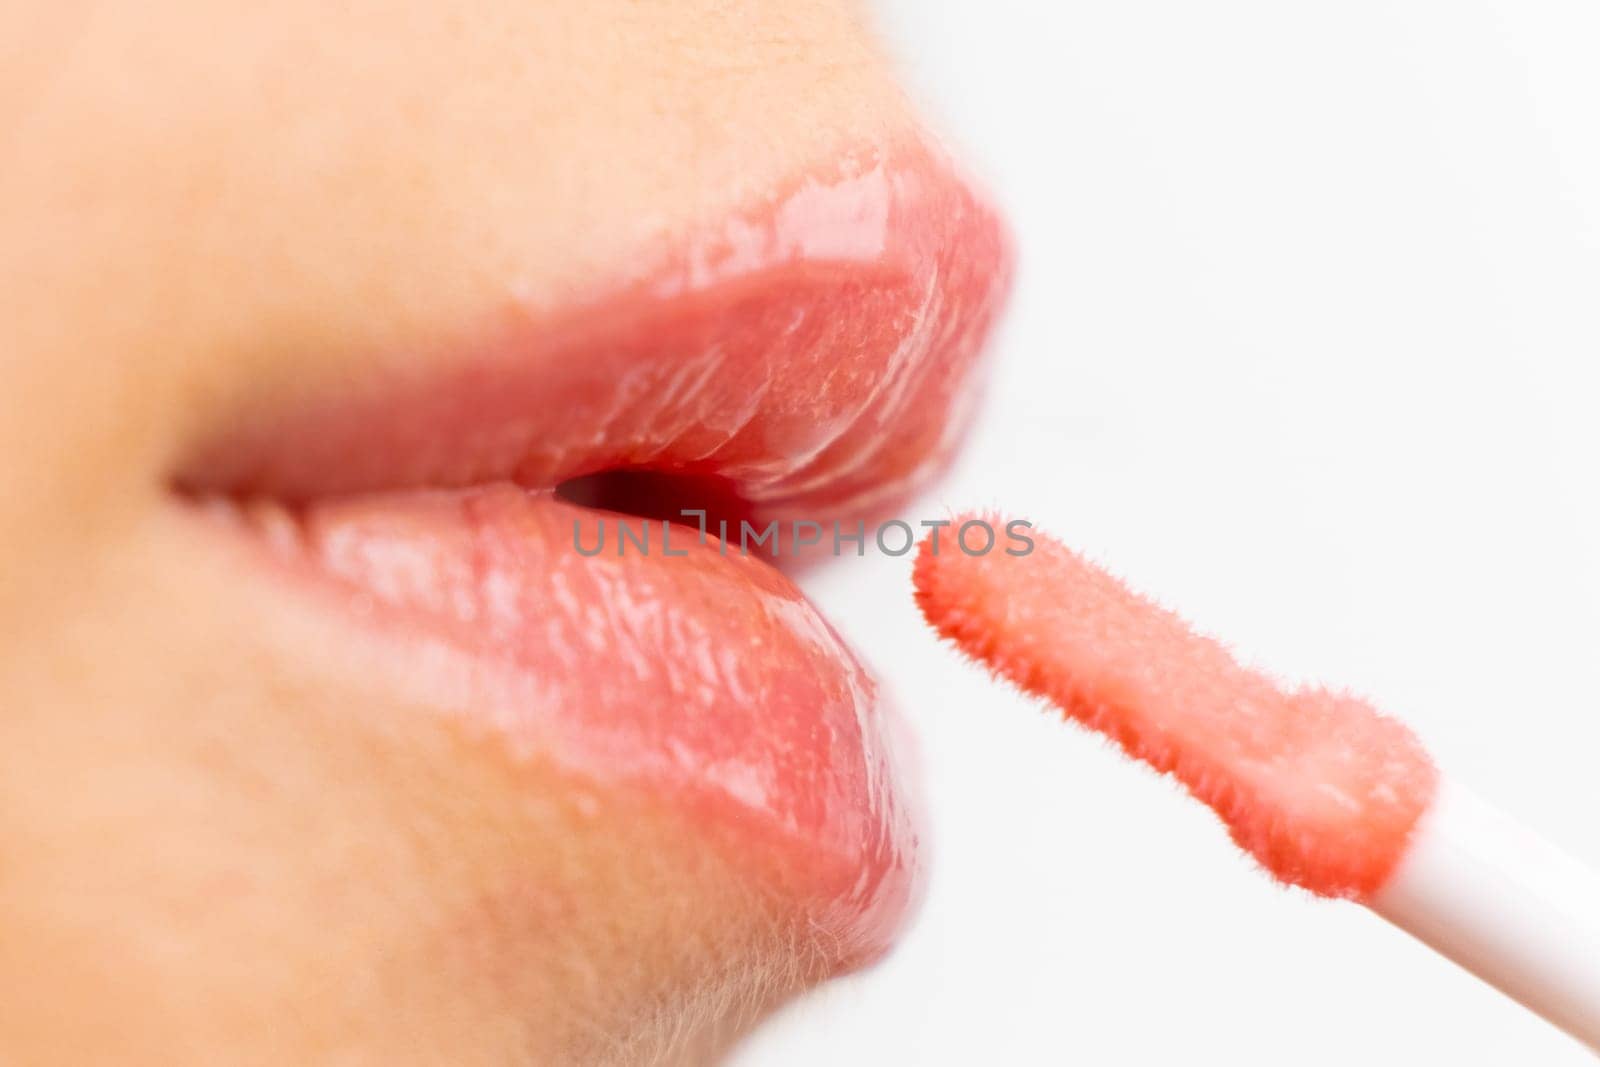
0,3 -> 936,1063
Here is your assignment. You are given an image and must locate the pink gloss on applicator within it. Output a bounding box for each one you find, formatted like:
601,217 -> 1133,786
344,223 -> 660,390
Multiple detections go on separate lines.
914,515 -> 1600,1052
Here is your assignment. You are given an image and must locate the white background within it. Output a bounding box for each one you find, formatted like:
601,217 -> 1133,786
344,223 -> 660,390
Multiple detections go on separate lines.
733,2 -> 1600,1064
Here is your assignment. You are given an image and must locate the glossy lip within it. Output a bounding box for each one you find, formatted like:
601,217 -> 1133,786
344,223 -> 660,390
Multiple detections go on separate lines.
174,134 -> 1012,972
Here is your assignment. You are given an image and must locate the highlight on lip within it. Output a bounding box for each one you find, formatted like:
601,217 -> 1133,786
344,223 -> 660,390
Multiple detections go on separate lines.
173,136 -> 1013,975
913,515 -> 1438,899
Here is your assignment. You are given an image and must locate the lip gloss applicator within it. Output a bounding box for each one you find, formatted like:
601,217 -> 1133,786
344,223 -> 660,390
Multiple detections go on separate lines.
913,515 -> 1600,1052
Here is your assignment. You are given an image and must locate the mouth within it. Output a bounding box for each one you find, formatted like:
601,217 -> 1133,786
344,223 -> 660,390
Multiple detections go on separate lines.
169,133 -> 1011,972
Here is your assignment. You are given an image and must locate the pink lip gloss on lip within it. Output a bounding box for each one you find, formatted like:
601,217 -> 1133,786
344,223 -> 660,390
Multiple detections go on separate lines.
174,136 -> 1012,974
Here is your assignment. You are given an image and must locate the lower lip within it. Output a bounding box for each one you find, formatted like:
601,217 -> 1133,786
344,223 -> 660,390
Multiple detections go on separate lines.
179,135 -> 1010,968
212,484 -> 924,969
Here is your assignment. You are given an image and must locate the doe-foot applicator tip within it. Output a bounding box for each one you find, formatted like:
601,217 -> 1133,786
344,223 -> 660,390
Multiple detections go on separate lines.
913,514 -> 1600,1053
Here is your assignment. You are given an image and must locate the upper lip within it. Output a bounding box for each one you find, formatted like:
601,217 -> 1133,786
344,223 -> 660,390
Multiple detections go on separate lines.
175,138 -> 1011,521
174,133 -> 1011,972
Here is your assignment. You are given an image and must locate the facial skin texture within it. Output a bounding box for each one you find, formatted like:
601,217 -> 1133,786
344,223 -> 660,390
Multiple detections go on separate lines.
0,3 -> 977,1064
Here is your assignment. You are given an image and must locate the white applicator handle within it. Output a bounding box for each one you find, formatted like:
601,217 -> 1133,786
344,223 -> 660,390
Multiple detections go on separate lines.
1369,776 -> 1600,1053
